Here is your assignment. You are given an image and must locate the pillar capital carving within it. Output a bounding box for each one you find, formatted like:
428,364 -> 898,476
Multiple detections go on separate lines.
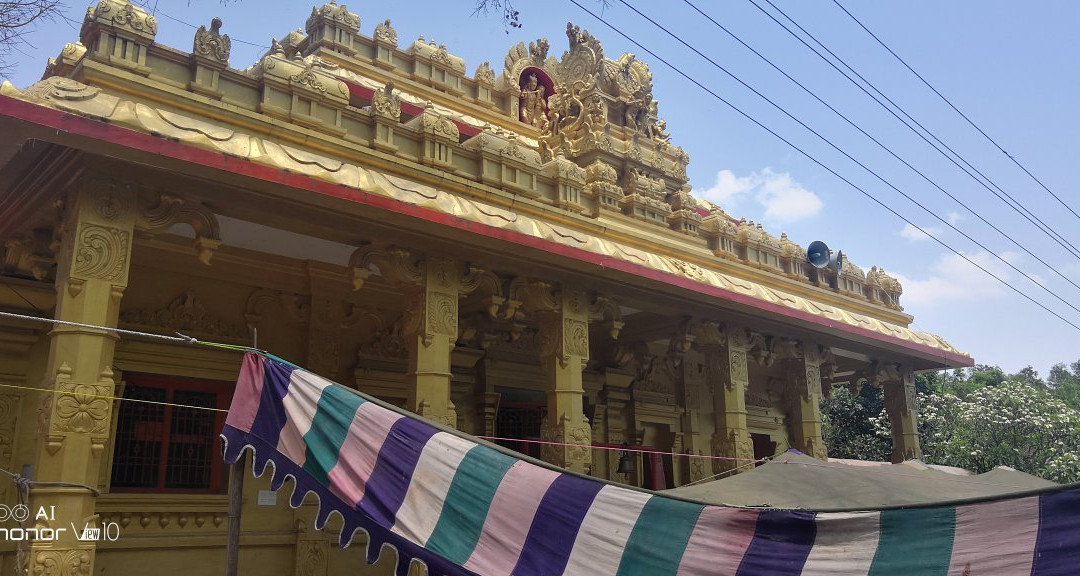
588,294 -> 623,340
459,264 -> 509,319
349,243 -> 424,291
134,191 -> 221,265
724,324 -> 752,352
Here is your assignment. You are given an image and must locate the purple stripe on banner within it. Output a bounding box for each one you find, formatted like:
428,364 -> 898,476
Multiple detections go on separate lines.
248,356 -> 295,449
1032,486 -> 1080,575
736,509 -> 816,576
511,474 -> 604,576
224,353 -> 265,433
357,416 -> 439,528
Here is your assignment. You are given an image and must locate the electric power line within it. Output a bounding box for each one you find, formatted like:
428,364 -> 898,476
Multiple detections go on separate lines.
750,0 -> 1080,262
832,0 -> 1080,226
678,0 -> 1080,298
614,0 -> 1080,321
564,0 -> 1080,333
129,1 -> 270,49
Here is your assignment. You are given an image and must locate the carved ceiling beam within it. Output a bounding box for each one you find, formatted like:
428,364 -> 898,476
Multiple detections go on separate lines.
348,242 -> 423,291
459,264 -> 509,319
588,294 -> 623,340
134,191 -> 222,265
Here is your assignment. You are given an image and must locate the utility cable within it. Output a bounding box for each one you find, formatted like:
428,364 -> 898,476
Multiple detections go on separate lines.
566,0 -> 1080,332
130,0 -> 270,49
678,0 -> 1080,297
832,0 -> 1080,226
749,0 -> 1080,261
611,0 -> 1080,321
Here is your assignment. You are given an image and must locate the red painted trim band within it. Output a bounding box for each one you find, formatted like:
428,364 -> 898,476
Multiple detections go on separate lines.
0,94 -> 972,366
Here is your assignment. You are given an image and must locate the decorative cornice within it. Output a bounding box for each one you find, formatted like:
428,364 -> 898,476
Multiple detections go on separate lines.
0,80 -> 967,364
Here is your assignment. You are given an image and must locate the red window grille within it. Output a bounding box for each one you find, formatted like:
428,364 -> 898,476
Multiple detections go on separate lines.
110,374 -> 229,493
494,402 -> 547,460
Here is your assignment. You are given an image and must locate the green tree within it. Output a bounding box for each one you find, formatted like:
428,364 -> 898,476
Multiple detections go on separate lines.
821,384 -> 890,462
1009,365 -> 1045,388
872,381 -> 1080,483
1047,361 -> 1080,409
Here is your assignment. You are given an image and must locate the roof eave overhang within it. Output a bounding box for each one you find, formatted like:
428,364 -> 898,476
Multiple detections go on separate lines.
0,94 -> 974,369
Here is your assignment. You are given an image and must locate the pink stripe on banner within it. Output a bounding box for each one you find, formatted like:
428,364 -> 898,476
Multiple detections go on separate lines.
224,354 -> 265,432
677,506 -> 759,576
463,461 -> 561,576
391,432 -> 475,546
801,512 -> 880,576
948,496 -> 1039,575
563,485 -> 652,576
326,403 -> 403,506
275,371 -> 332,467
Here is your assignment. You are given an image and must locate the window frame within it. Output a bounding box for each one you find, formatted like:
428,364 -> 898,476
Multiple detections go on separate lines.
109,373 -> 230,494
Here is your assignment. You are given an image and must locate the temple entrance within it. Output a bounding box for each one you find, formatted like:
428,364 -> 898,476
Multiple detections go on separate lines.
494,387 -> 547,459
751,433 -> 778,466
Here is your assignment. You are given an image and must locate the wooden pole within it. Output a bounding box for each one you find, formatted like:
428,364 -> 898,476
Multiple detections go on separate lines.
225,327 -> 255,575
225,456 -> 244,576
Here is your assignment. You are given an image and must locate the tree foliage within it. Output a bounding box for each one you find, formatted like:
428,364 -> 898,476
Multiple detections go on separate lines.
823,362 -> 1080,484
821,385 -> 890,462
0,0 -> 62,75
472,0 -> 521,31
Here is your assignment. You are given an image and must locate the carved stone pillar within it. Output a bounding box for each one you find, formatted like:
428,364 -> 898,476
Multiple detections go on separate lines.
519,282 -> 592,474
351,247 -> 482,428
305,263 -> 346,380
709,325 -> 755,475
32,174 -> 137,574
784,342 -> 828,460
294,503 -> 330,576
670,328 -> 707,484
882,365 -> 921,463
401,255 -> 460,428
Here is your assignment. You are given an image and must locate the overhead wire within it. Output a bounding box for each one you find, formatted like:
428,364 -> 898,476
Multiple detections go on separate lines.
749,0 -> 1080,262
564,0 -> 1080,332
677,0 -> 1080,297
607,0 -> 1080,323
129,0 -> 271,49
832,0 -> 1080,226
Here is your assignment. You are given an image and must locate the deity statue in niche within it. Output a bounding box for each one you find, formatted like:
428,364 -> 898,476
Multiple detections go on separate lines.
519,73 -> 547,128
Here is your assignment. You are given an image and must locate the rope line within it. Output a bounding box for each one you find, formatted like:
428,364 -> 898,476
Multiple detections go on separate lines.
0,310 -> 196,345
682,456 -> 771,486
0,382 -> 229,413
475,435 -> 760,463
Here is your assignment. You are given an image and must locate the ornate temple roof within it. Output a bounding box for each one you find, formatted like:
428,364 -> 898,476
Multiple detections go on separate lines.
0,0 -> 970,366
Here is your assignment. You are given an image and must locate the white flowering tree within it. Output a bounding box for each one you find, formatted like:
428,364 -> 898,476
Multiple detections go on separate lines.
824,376 -> 1080,483
871,382 -> 1080,483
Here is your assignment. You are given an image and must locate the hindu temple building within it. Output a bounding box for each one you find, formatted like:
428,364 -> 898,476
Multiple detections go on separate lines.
0,1 -> 970,573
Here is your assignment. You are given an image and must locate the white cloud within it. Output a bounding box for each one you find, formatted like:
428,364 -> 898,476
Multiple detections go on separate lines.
892,250 -> 1015,308
700,168 -> 822,224
704,170 -> 756,205
899,223 -> 941,242
945,211 -> 964,225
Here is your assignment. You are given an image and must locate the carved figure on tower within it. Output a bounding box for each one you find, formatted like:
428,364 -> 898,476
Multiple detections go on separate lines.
520,73 -> 547,128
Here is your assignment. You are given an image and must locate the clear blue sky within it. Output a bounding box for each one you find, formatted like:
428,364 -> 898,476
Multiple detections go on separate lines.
5,1 -> 1079,377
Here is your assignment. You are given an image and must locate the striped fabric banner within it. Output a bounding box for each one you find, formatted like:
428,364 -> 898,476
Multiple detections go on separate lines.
222,353 -> 1080,576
